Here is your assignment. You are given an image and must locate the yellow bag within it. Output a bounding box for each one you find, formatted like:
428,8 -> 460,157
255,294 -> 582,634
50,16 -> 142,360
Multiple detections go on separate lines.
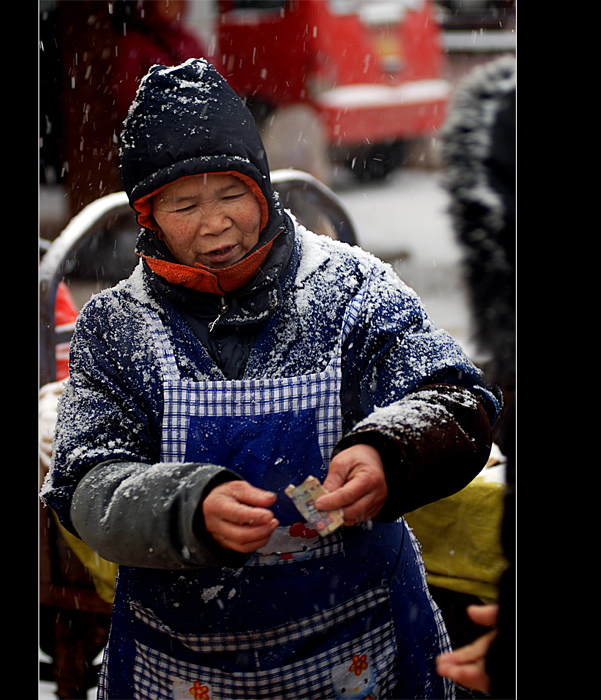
404,460 -> 508,605
55,518 -> 118,605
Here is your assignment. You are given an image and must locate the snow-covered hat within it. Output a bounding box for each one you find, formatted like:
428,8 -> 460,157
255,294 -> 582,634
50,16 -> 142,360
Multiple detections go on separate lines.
119,58 -> 282,237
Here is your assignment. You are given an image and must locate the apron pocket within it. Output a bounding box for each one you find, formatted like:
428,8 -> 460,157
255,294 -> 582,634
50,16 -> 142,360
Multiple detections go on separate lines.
131,586 -> 398,699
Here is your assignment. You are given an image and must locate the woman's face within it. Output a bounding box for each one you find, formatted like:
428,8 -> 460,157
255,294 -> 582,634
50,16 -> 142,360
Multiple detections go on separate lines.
152,174 -> 262,268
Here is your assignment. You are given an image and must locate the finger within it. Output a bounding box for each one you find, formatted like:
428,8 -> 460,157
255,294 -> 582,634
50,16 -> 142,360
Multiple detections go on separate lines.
466,604 -> 499,628
316,458 -> 359,511
339,493 -> 383,525
224,481 -> 278,508
436,660 -> 491,693
208,482 -> 277,522
316,469 -> 385,512
227,503 -> 276,527
214,519 -> 279,553
435,632 -> 495,693
318,445 -> 386,507
211,496 -> 275,527
316,475 -> 366,511
321,461 -> 351,496
203,486 -> 276,535
438,630 -> 497,666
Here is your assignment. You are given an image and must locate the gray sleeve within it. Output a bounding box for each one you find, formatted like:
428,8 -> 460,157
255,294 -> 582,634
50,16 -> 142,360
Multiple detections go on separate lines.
70,460 -> 250,569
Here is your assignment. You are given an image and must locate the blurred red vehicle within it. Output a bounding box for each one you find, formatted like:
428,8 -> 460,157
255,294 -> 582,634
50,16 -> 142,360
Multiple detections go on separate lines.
218,0 -> 450,180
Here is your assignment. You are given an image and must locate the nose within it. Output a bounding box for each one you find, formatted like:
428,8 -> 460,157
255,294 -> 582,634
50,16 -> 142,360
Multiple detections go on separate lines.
198,205 -> 231,237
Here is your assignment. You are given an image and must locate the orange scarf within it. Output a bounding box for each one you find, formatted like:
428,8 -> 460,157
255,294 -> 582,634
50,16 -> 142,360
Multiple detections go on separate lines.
139,232 -> 280,296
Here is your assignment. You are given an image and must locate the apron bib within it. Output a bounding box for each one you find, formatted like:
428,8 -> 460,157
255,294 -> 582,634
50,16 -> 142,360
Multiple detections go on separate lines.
98,278 -> 453,700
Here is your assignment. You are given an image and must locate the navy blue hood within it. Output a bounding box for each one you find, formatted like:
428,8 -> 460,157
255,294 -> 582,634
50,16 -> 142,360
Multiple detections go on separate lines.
119,58 -> 285,238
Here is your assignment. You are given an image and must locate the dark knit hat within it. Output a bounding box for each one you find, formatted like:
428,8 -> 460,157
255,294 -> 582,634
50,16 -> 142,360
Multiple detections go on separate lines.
119,58 -> 283,236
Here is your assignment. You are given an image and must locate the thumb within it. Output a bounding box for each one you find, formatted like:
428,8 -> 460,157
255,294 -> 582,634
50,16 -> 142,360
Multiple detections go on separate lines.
243,484 -> 278,508
227,480 -> 277,508
466,604 -> 498,628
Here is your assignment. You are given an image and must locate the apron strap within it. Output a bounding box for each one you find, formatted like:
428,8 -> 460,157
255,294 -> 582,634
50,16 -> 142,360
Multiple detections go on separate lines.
138,307 -> 181,381
337,267 -> 374,353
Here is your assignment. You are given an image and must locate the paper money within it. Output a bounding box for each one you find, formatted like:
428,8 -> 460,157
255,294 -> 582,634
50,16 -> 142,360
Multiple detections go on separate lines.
285,475 -> 344,536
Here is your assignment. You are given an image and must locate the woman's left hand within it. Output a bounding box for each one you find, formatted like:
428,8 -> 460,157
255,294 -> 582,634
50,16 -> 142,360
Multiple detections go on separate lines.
315,444 -> 388,525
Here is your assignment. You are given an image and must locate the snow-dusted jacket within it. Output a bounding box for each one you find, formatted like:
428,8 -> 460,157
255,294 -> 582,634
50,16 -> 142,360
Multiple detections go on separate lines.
42,220 -> 499,569
40,58 -> 501,571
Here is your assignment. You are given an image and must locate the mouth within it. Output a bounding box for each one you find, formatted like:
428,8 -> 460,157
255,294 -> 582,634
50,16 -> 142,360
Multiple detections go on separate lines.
201,244 -> 238,266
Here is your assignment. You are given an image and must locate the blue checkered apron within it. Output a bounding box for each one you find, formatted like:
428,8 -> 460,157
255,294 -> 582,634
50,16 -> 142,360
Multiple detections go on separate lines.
97,277 -> 453,700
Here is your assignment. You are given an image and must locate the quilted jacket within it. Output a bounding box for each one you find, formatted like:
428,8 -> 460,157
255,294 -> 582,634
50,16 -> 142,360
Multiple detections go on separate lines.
40,59 -> 501,570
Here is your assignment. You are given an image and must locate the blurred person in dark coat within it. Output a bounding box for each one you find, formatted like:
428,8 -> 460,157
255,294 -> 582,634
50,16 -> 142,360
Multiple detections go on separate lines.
436,56 -> 516,698
58,0 -> 216,215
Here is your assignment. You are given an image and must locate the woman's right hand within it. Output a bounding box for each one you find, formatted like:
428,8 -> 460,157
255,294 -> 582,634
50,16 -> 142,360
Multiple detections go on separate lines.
202,481 -> 279,553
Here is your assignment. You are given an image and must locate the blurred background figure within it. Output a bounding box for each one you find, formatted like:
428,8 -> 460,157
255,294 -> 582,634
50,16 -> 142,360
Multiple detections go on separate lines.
109,0 -> 223,122
439,55 -> 516,698
48,0 -> 216,218
441,54 -> 515,459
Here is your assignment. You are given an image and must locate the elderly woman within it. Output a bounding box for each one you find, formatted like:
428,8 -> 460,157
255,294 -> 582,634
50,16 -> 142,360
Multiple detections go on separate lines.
41,59 -> 501,700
